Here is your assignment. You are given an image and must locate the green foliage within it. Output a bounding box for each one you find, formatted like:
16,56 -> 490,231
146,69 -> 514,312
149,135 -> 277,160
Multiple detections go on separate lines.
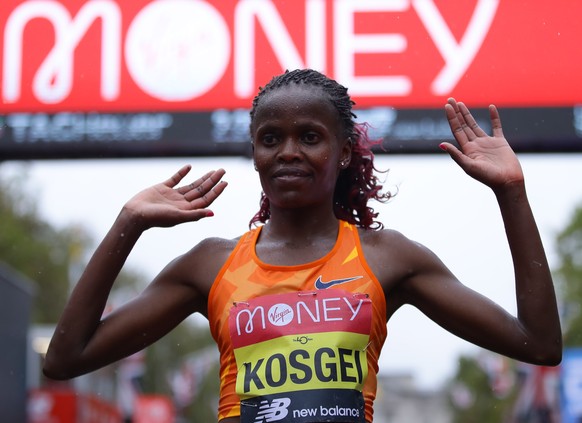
0,165 -> 221,415
448,202 -> 582,422
448,355 -> 517,423
554,204 -> 582,346
0,167 -> 91,323
144,319 -> 220,421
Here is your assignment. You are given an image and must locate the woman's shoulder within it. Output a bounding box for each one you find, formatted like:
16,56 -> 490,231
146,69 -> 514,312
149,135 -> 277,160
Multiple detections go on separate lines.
359,226 -> 443,265
356,227 -> 440,290
194,235 -> 242,252
357,227 -> 412,268
357,226 -> 415,249
185,234 -> 245,266
160,235 -> 244,295
358,226 -> 439,254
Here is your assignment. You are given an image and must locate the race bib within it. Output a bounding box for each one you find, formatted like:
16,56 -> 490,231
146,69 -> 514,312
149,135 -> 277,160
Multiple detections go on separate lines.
229,289 -> 372,423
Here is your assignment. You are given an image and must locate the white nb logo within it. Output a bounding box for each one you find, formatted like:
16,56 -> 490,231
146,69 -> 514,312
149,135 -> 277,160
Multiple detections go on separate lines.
254,398 -> 291,422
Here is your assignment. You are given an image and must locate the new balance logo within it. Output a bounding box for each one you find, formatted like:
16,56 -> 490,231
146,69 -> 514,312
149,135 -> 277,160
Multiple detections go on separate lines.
314,275 -> 363,290
254,398 -> 291,422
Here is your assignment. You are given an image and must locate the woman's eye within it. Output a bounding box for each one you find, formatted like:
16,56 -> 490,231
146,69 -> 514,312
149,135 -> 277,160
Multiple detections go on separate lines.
262,134 -> 278,145
302,133 -> 319,144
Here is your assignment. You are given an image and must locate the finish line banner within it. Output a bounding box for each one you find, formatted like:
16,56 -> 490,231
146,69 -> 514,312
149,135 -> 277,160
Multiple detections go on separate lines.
1,1 -> 581,159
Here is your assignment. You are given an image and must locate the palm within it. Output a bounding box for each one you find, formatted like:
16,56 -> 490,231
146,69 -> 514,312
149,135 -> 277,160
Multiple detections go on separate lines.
124,166 -> 227,228
441,99 -> 523,189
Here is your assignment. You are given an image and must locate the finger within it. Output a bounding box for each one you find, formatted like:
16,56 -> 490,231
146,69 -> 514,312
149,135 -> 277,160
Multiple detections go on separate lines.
181,209 -> 217,222
178,169 -> 217,196
188,179 -> 228,210
439,142 -> 472,171
452,99 -> 479,141
445,98 -> 471,146
457,102 -> 487,138
184,169 -> 226,202
165,165 -> 192,188
489,104 -> 504,138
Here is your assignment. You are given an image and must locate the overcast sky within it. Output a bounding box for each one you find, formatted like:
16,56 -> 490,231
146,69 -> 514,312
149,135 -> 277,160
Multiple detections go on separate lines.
3,152 -> 582,389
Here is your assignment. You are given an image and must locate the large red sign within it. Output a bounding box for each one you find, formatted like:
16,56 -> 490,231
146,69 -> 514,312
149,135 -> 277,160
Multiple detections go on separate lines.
2,0 -> 581,113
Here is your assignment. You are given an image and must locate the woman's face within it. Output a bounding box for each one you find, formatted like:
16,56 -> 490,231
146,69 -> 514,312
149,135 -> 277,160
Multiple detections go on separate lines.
251,84 -> 351,210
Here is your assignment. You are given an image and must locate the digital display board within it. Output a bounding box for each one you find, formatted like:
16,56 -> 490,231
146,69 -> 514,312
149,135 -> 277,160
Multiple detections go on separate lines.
1,0 -> 581,159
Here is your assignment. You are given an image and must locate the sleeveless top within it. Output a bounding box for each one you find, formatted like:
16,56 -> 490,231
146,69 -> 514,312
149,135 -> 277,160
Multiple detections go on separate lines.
208,221 -> 387,423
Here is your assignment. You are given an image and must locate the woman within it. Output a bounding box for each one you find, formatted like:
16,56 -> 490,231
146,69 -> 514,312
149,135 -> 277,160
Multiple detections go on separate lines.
44,69 -> 561,423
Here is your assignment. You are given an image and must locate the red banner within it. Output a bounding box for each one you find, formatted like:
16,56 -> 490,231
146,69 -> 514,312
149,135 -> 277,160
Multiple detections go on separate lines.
133,395 -> 175,423
28,389 -> 122,423
2,0 -> 581,113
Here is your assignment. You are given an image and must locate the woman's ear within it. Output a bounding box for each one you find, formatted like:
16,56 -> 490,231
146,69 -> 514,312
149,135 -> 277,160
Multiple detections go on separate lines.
339,137 -> 353,169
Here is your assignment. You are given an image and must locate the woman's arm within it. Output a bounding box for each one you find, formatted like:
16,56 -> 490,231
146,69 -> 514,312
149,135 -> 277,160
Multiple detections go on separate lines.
385,100 -> 561,365
43,166 -> 227,379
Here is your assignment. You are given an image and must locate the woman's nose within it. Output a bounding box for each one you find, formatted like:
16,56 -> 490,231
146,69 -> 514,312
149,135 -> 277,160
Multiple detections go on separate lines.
277,137 -> 302,161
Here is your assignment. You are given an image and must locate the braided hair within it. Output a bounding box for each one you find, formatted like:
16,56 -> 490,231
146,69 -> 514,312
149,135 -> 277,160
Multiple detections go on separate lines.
249,69 -> 393,230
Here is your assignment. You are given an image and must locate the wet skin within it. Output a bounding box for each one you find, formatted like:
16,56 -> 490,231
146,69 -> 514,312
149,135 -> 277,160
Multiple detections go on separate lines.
251,84 -> 352,214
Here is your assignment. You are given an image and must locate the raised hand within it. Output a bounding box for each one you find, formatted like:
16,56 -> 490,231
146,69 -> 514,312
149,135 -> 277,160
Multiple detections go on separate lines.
440,98 -> 524,190
123,165 -> 227,229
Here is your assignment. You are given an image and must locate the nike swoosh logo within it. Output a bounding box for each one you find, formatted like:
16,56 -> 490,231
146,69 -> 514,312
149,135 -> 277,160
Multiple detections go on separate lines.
314,275 -> 363,290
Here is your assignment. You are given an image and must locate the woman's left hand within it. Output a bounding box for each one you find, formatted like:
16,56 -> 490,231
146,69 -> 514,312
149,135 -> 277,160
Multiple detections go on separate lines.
440,98 -> 524,190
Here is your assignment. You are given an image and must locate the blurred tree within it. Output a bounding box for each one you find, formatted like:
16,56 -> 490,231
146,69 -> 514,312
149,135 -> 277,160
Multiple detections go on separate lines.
448,354 -> 517,423
0,167 -> 91,323
0,166 -> 220,418
145,319 -> 220,421
554,204 -> 582,347
447,203 -> 582,423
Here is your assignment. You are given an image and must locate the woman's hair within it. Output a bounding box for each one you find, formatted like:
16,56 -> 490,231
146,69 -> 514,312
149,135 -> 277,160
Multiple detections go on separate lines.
249,69 -> 393,230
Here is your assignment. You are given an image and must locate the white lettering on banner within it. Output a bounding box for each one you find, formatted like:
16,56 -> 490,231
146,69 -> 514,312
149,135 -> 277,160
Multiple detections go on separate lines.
6,113 -> 172,143
236,0 -> 499,98
236,306 -> 267,336
3,0 -> 121,104
234,0 -> 326,98
210,107 -> 398,144
334,0 -> 411,97
412,0 -> 499,95
235,297 -> 365,335
2,0 -> 499,106
211,109 -> 252,143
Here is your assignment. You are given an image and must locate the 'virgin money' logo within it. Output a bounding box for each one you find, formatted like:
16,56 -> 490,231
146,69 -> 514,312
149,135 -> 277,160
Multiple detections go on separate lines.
230,290 -> 372,349
268,304 -> 294,327
125,0 -> 230,101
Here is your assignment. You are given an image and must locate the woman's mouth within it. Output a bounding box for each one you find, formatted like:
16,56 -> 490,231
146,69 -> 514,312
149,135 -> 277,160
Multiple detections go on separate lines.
272,167 -> 310,178
272,167 -> 311,183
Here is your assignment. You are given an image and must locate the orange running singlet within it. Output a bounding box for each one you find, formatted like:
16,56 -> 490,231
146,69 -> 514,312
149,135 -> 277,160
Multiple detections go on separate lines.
208,221 -> 387,423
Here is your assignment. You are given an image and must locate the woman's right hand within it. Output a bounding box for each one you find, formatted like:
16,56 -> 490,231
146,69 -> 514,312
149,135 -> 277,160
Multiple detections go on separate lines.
43,166 -> 227,380
122,165 -> 227,229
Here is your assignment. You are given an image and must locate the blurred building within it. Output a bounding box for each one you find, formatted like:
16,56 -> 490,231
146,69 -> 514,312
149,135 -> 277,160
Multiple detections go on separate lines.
374,373 -> 452,423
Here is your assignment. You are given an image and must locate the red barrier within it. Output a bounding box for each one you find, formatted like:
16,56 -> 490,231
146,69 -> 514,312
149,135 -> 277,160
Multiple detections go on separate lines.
28,389 -> 122,423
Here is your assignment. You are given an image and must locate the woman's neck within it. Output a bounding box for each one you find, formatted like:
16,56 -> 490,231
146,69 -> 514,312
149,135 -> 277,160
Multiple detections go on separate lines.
255,209 -> 341,266
263,207 -> 339,244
